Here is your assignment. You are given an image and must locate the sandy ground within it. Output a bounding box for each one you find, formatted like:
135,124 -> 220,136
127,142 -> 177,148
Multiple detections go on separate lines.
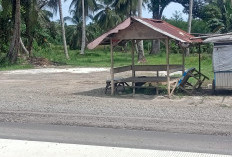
0,67 -> 232,136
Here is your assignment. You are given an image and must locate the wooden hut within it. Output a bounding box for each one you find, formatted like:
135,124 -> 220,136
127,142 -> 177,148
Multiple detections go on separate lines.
87,17 -> 202,97
204,35 -> 232,91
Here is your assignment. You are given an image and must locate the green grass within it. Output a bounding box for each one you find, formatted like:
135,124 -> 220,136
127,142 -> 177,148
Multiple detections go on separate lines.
34,45 -> 213,84
0,45 -> 213,84
0,64 -> 33,71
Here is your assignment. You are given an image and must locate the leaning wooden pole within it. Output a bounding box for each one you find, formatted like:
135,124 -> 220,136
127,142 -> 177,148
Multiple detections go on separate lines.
166,39 -> 170,98
110,38 -> 115,95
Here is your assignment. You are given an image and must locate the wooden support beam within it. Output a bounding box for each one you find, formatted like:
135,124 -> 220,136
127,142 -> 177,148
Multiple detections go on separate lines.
166,39 -> 171,98
110,38 -> 114,95
133,65 -> 182,72
131,40 -> 135,96
182,48 -> 185,76
198,45 -> 201,79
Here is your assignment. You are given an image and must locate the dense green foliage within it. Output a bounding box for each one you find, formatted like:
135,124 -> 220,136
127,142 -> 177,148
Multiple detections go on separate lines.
0,0 -> 231,69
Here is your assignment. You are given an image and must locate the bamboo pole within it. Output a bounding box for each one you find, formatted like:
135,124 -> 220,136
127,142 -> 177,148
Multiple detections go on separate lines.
166,39 -> 170,98
131,40 -> 135,96
110,38 -> 114,95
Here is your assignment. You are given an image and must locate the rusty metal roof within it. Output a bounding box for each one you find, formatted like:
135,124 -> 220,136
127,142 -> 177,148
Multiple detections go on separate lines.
203,34 -> 232,43
87,17 -> 202,50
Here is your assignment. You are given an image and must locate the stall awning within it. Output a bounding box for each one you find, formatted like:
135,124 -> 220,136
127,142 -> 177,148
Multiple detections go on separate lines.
87,17 -> 202,50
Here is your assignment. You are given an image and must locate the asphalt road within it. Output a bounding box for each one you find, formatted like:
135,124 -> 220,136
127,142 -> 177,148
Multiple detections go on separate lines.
0,122 -> 232,156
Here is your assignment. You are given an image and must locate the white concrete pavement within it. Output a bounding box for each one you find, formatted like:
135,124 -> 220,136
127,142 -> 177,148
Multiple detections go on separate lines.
0,138 -> 231,157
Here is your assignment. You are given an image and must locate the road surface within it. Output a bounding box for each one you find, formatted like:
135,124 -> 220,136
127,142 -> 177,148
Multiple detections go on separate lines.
0,122 -> 231,156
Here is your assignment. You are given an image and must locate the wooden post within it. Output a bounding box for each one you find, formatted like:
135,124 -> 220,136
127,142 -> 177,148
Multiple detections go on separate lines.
182,47 -> 185,76
110,38 -> 114,95
166,39 -> 170,98
156,71 -> 159,95
198,45 -> 201,79
131,40 -> 135,96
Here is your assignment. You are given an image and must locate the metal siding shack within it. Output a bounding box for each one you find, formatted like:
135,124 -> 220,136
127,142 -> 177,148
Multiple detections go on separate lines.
204,35 -> 232,90
215,73 -> 232,89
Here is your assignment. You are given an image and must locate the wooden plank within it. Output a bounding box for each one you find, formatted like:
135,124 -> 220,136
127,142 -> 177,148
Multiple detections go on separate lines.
110,38 -> 114,95
113,65 -> 183,74
119,76 -> 179,83
134,65 -> 183,72
114,66 -> 132,73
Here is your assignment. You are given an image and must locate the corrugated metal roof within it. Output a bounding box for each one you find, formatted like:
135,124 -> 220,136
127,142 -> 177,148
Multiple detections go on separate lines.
204,35 -> 232,43
87,18 -> 131,50
87,17 -> 202,50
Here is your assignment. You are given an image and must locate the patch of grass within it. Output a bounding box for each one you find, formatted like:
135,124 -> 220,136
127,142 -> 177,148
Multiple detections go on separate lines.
0,64 -> 33,71
0,56 -> 34,71
1,45 -> 214,85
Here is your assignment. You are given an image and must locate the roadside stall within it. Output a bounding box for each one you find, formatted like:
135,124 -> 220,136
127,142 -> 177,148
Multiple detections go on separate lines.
87,17 -> 202,97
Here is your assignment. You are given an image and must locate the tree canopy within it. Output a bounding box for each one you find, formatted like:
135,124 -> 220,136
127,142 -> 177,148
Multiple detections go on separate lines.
1,0 -> 232,64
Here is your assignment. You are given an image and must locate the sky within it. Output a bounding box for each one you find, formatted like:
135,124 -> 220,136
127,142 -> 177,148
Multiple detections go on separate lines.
51,1 -> 188,24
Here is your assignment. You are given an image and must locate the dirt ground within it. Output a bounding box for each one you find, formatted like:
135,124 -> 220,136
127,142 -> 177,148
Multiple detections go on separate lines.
0,67 -> 232,136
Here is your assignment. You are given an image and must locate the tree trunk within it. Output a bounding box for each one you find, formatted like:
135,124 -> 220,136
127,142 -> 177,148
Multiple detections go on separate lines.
6,0 -> 21,64
28,35 -> 34,57
186,0 -> 193,56
150,12 -> 161,54
80,0 -> 86,55
137,0 -> 146,62
20,38 -> 29,56
150,40 -> 160,54
59,0 -> 69,59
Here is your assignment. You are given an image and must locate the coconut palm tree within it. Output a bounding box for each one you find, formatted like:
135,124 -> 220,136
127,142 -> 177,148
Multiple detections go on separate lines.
112,0 -> 138,18
147,0 -> 170,54
137,0 -> 145,62
188,0 -> 193,35
6,0 -> 21,63
65,11 -> 82,50
186,0 -> 193,56
65,10 -> 101,50
94,1 -> 122,30
47,0 -> 70,59
70,0 -> 98,55
80,0 -> 85,54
